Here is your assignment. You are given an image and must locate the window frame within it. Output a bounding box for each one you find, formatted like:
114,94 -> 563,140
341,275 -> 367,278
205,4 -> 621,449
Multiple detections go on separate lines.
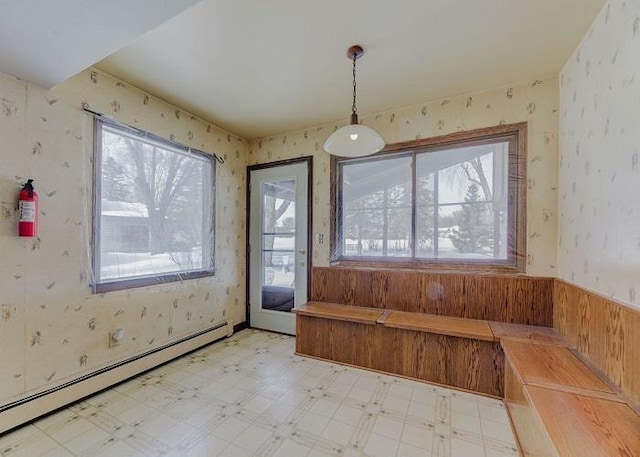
330,122 -> 527,273
92,116 -> 216,293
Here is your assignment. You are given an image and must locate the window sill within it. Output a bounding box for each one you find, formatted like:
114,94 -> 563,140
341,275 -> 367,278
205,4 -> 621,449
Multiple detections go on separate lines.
329,258 -> 525,275
93,269 -> 216,294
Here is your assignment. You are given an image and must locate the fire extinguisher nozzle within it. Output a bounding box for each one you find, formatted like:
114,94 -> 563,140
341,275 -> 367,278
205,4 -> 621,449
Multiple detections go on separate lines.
22,179 -> 35,198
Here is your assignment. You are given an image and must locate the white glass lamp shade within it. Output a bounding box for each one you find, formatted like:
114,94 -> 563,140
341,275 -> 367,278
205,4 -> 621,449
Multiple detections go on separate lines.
323,123 -> 385,158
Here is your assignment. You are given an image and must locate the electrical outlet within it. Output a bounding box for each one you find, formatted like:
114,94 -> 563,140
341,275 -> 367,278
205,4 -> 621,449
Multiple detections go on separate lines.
109,328 -> 124,348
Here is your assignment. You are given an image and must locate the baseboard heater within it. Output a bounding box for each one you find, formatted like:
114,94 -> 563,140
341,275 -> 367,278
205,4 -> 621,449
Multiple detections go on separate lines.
0,321 -> 233,435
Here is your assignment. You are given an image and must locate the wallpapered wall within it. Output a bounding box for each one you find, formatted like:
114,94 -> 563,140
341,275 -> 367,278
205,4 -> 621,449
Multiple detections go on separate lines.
248,77 -> 560,276
559,0 -> 640,310
0,68 -> 247,404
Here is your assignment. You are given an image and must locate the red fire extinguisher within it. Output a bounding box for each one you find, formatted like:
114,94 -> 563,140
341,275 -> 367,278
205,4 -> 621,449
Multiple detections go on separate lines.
18,179 -> 38,237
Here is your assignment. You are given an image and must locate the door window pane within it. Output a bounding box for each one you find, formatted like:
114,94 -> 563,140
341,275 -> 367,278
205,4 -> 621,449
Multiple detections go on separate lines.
262,179 -> 295,312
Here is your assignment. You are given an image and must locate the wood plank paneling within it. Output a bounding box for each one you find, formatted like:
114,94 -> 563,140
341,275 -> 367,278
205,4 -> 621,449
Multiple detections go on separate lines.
295,315 -> 331,361
296,315 -> 379,368
506,277 -> 554,325
295,314 -> 504,397
624,308 -> 640,409
311,267 -> 554,325
554,279 -> 640,406
385,327 -> 504,397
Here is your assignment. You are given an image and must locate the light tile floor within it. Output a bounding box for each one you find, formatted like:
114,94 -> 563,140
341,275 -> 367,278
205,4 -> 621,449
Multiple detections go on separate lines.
0,330 -> 519,457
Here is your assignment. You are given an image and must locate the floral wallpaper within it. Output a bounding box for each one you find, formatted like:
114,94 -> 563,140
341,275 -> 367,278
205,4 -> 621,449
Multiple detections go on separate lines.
0,55 -> 569,407
0,68 -> 247,404
559,0 -> 640,310
248,77 -> 560,277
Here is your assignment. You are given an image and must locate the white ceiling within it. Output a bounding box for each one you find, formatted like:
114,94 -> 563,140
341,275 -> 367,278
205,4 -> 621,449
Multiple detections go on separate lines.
0,0 -> 201,88
1,0 -> 605,140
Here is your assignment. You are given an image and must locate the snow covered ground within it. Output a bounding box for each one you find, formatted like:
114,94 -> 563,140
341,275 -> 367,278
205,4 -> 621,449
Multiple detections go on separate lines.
100,249 -> 205,280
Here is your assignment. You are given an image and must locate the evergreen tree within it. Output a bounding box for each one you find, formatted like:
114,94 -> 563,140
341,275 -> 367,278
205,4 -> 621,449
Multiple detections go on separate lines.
415,174 -> 435,255
450,184 -> 493,253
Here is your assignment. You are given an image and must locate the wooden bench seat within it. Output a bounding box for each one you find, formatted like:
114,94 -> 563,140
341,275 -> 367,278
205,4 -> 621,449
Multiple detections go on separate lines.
379,310 -> 496,341
503,339 -> 640,456
502,339 -> 616,397
524,385 -> 640,456
488,321 -> 567,346
295,301 -> 383,325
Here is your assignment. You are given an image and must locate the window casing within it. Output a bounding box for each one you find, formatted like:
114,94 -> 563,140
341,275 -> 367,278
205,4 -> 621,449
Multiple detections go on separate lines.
331,123 -> 526,272
93,117 -> 216,293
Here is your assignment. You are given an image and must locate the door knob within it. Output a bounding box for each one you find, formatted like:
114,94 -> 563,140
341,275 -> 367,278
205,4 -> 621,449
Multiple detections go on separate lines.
298,248 -> 306,254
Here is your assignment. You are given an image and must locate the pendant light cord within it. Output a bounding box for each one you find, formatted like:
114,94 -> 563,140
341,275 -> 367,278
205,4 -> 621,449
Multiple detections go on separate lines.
352,53 -> 358,117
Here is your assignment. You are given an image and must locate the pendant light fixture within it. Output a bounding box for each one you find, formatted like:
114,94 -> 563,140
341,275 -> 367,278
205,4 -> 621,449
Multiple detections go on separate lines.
323,45 -> 385,157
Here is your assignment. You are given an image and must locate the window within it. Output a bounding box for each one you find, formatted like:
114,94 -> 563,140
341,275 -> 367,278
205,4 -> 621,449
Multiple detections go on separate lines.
93,117 -> 215,292
332,123 -> 526,271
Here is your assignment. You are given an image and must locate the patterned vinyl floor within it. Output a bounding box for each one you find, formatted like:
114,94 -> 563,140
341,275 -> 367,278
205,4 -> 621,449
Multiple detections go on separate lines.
0,329 -> 519,457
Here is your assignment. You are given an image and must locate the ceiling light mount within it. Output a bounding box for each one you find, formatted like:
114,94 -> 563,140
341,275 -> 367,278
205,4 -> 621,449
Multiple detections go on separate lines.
323,45 -> 385,158
346,45 -> 364,61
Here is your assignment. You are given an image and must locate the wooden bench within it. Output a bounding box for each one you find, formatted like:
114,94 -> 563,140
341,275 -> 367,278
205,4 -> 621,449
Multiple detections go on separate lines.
503,339 -> 640,456
295,302 -> 385,370
296,301 -> 555,397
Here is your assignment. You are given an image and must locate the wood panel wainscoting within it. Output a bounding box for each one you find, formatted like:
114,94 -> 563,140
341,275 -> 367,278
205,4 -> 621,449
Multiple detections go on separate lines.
554,279 -> 640,406
374,326 -> 504,396
311,267 -> 554,325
